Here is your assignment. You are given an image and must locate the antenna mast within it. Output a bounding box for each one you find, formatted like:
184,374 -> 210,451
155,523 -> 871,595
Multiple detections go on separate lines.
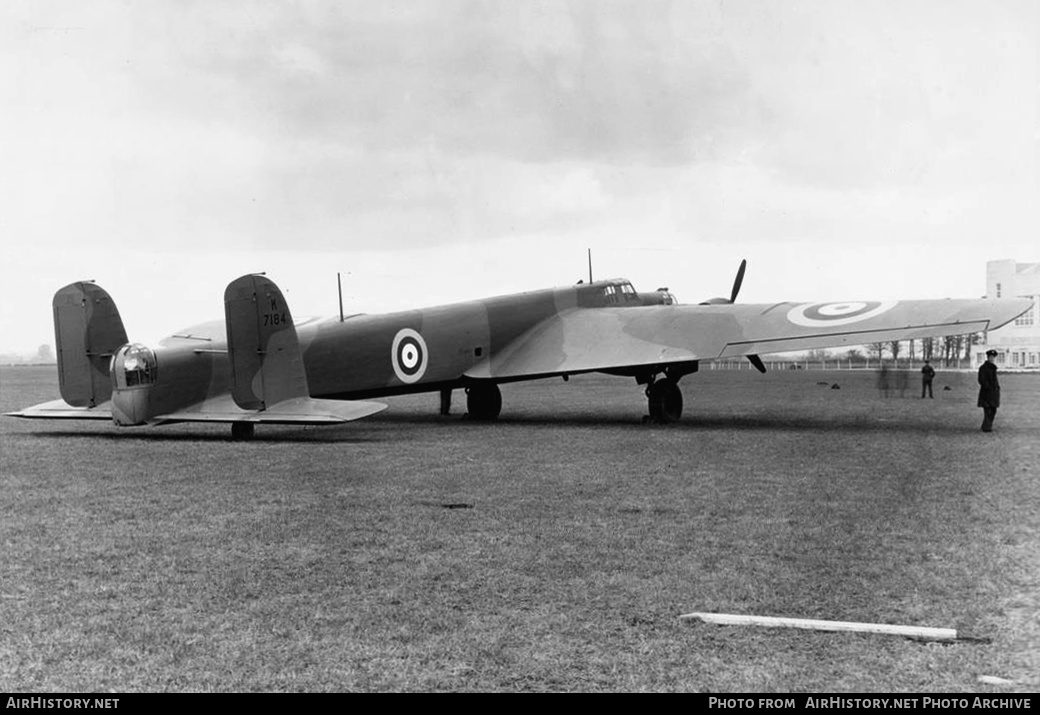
337,272 -> 344,322
587,248 -> 593,283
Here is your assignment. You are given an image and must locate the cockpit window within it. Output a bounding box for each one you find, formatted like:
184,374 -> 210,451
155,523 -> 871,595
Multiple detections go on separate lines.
602,282 -> 640,304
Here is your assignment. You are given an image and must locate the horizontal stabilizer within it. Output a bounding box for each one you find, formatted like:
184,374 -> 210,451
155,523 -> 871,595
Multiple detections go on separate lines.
7,399 -> 113,420
6,395 -> 384,426
152,394 -> 386,425
237,396 -> 387,424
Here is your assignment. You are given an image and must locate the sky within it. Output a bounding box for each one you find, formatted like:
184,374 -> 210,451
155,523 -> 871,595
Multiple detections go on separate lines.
1,0 -> 1037,353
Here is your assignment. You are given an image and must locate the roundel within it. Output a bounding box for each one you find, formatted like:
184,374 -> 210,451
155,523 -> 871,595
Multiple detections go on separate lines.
787,301 -> 898,327
391,328 -> 428,384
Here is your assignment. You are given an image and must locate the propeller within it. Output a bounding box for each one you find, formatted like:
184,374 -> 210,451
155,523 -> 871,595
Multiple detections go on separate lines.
719,259 -> 766,373
730,259 -> 747,303
692,260 -> 767,371
699,259 -> 748,306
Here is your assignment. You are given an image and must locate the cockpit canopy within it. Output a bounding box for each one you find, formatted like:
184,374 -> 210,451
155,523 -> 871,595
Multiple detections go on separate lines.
575,279 -> 677,307
110,343 -> 157,389
601,281 -> 640,305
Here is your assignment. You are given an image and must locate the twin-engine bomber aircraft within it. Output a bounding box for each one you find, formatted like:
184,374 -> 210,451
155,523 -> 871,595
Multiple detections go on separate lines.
8,263 -> 1032,438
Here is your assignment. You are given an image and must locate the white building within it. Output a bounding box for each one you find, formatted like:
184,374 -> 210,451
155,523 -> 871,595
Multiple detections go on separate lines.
979,260 -> 1040,369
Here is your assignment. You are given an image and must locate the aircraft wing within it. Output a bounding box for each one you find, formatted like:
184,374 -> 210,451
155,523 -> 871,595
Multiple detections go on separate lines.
7,399 -> 114,420
466,298 -> 1033,379
157,320 -> 227,349
157,317 -> 322,350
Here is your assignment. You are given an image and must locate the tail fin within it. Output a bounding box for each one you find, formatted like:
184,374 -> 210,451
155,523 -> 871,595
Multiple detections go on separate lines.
53,281 -> 129,407
224,274 -> 309,410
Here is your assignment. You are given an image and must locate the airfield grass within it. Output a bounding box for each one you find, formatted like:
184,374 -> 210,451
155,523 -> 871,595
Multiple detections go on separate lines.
1,365 -> 1038,692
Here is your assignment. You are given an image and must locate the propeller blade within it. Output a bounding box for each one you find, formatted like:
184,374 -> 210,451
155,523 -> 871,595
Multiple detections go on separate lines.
730,259 -> 747,303
748,354 -> 767,373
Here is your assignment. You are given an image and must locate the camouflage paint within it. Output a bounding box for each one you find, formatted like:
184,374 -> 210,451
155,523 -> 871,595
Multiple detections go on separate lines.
12,274 -> 1033,428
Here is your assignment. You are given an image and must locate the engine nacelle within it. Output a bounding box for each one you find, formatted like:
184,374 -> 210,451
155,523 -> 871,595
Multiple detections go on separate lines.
109,343 -> 158,426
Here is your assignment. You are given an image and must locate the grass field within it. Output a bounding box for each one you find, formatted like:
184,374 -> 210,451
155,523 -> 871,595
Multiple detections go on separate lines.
1,365 -> 1038,692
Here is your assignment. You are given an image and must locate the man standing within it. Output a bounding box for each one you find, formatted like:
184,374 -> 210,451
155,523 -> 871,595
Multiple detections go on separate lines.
977,349 -> 1001,432
920,359 -> 935,398
876,362 -> 890,398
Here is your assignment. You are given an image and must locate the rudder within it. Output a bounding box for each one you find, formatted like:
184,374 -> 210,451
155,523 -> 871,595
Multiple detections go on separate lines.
224,274 -> 309,410
53,281 -> 129,407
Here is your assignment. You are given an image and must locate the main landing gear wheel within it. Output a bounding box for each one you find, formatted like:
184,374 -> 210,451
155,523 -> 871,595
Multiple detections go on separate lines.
647,379 -> 683,423
231,422 -> 255,441
466,383 -> 502,421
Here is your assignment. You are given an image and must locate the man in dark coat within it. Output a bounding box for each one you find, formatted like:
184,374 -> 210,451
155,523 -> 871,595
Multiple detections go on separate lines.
920,359 -> 936,398
977,349 -> 1000,432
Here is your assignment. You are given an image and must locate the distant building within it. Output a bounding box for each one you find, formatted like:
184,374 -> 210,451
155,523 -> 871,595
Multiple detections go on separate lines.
979,259 -> 1040,369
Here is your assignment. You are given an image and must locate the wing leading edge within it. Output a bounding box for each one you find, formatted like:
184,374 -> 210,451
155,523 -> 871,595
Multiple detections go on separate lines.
465,297 -> 1033,379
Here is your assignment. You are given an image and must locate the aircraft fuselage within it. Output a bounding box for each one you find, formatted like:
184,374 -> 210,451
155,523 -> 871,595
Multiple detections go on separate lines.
299,279 -> 670,399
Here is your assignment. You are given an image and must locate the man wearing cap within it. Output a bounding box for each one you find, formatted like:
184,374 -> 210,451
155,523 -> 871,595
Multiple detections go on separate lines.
920,359 -> 935,398
977,349 -> 1001,432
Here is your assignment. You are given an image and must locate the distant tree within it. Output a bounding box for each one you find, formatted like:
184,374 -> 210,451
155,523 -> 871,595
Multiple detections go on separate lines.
940,335 -> 961,367
964,332 -> 982,362
921,337 -> 934,361
870,342 -> 886,362
34,344 -> 54,364
889,340 -> 901,365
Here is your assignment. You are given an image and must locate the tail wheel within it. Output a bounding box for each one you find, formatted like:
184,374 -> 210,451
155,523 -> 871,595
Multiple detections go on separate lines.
466,383 -> 502,421
647,379 -> 683,423
231,422 -> 255,440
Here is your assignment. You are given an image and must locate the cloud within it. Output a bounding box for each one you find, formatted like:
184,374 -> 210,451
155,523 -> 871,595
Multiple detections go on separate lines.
110,0 -> 754,167
1,0 -> 1035,264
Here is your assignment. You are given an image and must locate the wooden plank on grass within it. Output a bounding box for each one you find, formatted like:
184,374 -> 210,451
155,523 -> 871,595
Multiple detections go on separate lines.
680,612 -> 957,641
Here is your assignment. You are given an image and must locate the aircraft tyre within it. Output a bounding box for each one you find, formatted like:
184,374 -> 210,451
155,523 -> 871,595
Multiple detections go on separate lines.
466,383 -> 502,420
648,379 -> 683,423
231,422 -> 255,440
